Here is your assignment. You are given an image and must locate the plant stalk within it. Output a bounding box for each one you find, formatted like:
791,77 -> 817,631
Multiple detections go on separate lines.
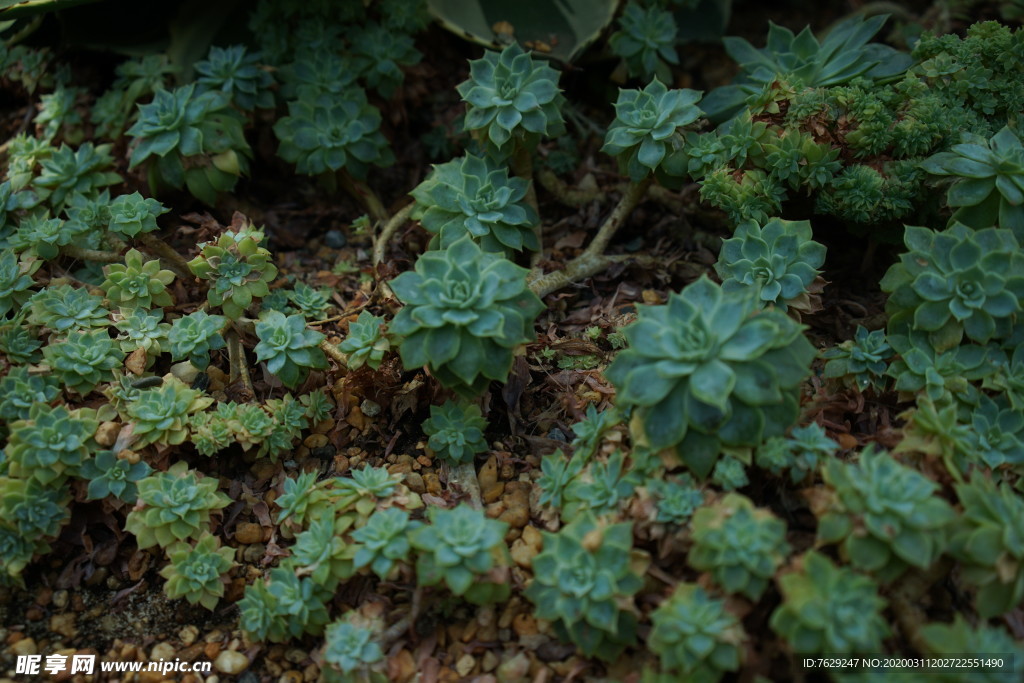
339,170 -> 388,224
60,245 -> 125,263
226,328 -> 254,400
138,232 -> 192,279
372,202 -> 414,266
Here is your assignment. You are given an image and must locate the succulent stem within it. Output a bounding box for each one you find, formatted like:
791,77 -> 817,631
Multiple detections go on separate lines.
226,328 -> 254,400
60,244 -> 125,263
339,170 -> 388,224
319,339 -> 348,367
138,232 -> 192,279
372,201 -> 414,266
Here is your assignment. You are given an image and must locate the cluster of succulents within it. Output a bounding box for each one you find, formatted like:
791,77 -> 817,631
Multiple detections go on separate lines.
188,226 -> 278,319
822,326 -> 893,392
124,461 -> 230,549
168,311 -> 227,369
421,400 -> 489,465
608,2 -> 679,82
338,311 -> 389,370
648,584 -> 745,680
160,532 -> 235,610
755,423 -> 837,483
254,311 -> 328,389
194,45 -> 275,111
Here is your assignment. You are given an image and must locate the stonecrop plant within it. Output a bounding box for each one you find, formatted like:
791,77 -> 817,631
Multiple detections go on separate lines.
606,276 -> 815,478
421,400 -> 489,465
124,461 -> 230,549
648,583 -> 745,681
254,311 -> 328,389
608,2 -> 679,82
337,311 -> 389,371
188,227 -> 278,319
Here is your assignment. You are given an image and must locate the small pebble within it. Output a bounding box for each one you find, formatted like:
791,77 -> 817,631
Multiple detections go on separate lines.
10,637 -> 37,656
214,650 -> 250,675
235,522 -> 263,545
324,230 -> 347,248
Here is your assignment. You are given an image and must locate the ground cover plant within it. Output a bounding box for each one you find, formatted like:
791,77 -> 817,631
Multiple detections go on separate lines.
1,0 -> 1023,680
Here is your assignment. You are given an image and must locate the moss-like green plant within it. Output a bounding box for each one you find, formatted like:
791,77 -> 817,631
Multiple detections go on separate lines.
390,237 -> 543,398
188,227 -> 278,319
274,89 -> 393,178
922,125 -> 1024,236
80,449 -> 151,502
338,311 -> 389,371
608,2 -> 679,82
410,503 -> 510,605
351,507 -> 421,580
602,79 -> 702,182
160,532 -> 235,610
949,475 -> 1024,617
195,45 -> 274,111
0,250 -> 39,319
715,217 -> 825,311
421,400 -> 489,465
128,84 -> 251,205
881,224 -> 1024,351
32,142 -> 121,210
5,403 -> 98,485
525,513 -> 643,661
43,329 -> 123,395
648,583 -> 745,681
238,567 -> 333,642
606,276 -> 815,479
350,22 -> 422,97
105,192 -> 169,238
125,377 -> 214,447
817,448 -> 955,582
101,248 -> 175,310
28,284 -> 109,331
411,154 -> 540,253
125,460 -> 230,549
689,493 -> 789,600
254,310 -> 328,389
456,44 -> 566,157
822,326 -> 892,392
168,310 -> 227,370
770,551 -> 889,654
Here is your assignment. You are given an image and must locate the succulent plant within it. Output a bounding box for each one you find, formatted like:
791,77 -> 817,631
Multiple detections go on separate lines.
0,249 -> 38,319
714,217 -> 826,312
755,423 -> 836,483
238,567 -> 333,642
563,450 -> 638,521
113,308 -> 170,364
80,449 -> 152,502
606,276 -> 815,479
302,387 -> 334,424
885,332 -> 993,405
602,79 -> 702,182
36,83 -> 84,143
279,51 -> 358,101
411,154 -> 540,253
6,133 -> 51,191
609,2 -> 679,82
881,224 -> 1024,351
168,311 -> 227,370
321,615 -> 385,682
569,404 -> 621,459
961,394 -> 1024,471
689,493 -> 789,600
28,284 -> 109,332
537,449 -> 585,510
188,228 -> 278,319
288,282 -> 331,320
125,461 -> 231,549
105,192 -> 169,238
351,507 -> 421,580
127,84 -> 251,205
410,503 -> 510,605
456,44 -> 566,157
389,237 -> 544,398
7,213 -> 85,261
701,14 -> 912,123
816,448 -> 955,582
285,515 -> 357,590
822,326 -> 892,392
949,475 -> 1024,617
895,397 -> 976,481
338,311 -> 389,371
0,476 -> 69,550
648,474 -> 704,525
101,248 -> 175,310
761,130 -> 842,190
648,583 -> 745,681
254,310 -> 328,389
698,166 -> 786,226
275,470 -> 327,526
43,329 -> 123,395
421,400 -> 489,465
0,524 -> 35,586
186,409 -> 234,457
0,322 -> 41,364
195,45 -> 274,111
274,89 -> 393,178
350,22 -> 422,97
5,403 -> 98,485
125,376 -> 214,447
32,142 -> 121,211
919,615 -> 1024,683
114,54 -> 176,104
525,513 -> 643,660
710,455 -> 749,491
62,190 -> 110,234
922,125 -> 1024,236
160,532 -> 235,610
0,366 -> 60,423
770,551 -> 889,654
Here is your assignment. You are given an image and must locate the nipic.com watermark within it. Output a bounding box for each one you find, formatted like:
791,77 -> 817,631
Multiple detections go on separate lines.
15,654 -> 213,676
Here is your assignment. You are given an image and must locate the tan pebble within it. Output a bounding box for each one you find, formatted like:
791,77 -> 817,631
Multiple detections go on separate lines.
204,642 -> 221,660
510,539 -> 537,569
347,406 -> 365,431
387,649 -> 416,683
499,484 -> 531,528
265,660 -> 282,676
234,522 -> 263,545
437,667 -> 460,683
295,445 -> 311,459
118,449 -> 141,465
51,589 -> 68,610
461,619 -> 478,642
214,650 -> 249,675
150,641 -> 176,662
423,472 -> 442,496
10,637 -> 37,656
482,481 -> 505,504
277,670 -> 302,683
522,525 -> 543,552
207,366 -> 228,390
284,648 -> 307,664
485,501 -> 505,519
479,456 -> 500,496
94,422 -> 121,447
178,626 -> 199,647
416,455 -> 431,468
512,613 -> 538,637
360,399 -> 381,417
303,434 -> 329,449
206,676 -> 220,683
455,654 -> 475,677
312,417 -> 334,434
49,613 -> 77,638
482,650 -> 500,673
125,347 -> 148,375
138,672 -> 165,683
404,472 -> 425,494
24,607 -> 43,621
181,675 -> 201,683
250,459 -> 277,480
242,543 -> 265,563
302,663 -> 319,681
388,461 -> 412,476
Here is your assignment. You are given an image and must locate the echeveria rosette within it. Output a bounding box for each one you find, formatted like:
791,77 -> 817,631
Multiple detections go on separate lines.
27,284 -> 108,332
321,616 -> 385,681
411,154 -> 540,254
124,460 -> 230,550
822,326 -> 892,392
920,616 -> 1024,683
7,213 -> 86,261
0,477 -> 70,556
715,217 -> 826,312
80,449 -> 151,503
5,403 -> 98,485
187,229 -> 278,319
524,514 -> 643,661
284,515 -> 358,590
770,551 -> 890,655
949,476 -> 1024,617
43,329 -> 123,395
338,311 -> 389,371
101,248 -> 175,310
351,507 -> 422,580
922,126 -> 1024,238
168,311 -> 227,370
881,223 -> 1024,351
456,44 -> 566,157
608,2 -> 679,83
273,89 -> 393,178
0,366 -> 60,423
160,532 -> 235,611
194,45 -> 274,111
349,22 -> 422,98
960,394 -> 1024,472
422,400 -> 489,465
816,449 -> 955,583
113,309 -> 170,364
106,192 -> 169,238
127,84 -> 252,205
238,567 -> 332,642
606,276 -> 816,479
125,377 -> 214,447
254,311 -> 328,389
0,323 -> 42,365
885,331 -> 994,406
648,583 -> 745,681
602,79 -> 702,182
0,249 -> 38,319
389,237 -> 544,399
31,142 -> 121,211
